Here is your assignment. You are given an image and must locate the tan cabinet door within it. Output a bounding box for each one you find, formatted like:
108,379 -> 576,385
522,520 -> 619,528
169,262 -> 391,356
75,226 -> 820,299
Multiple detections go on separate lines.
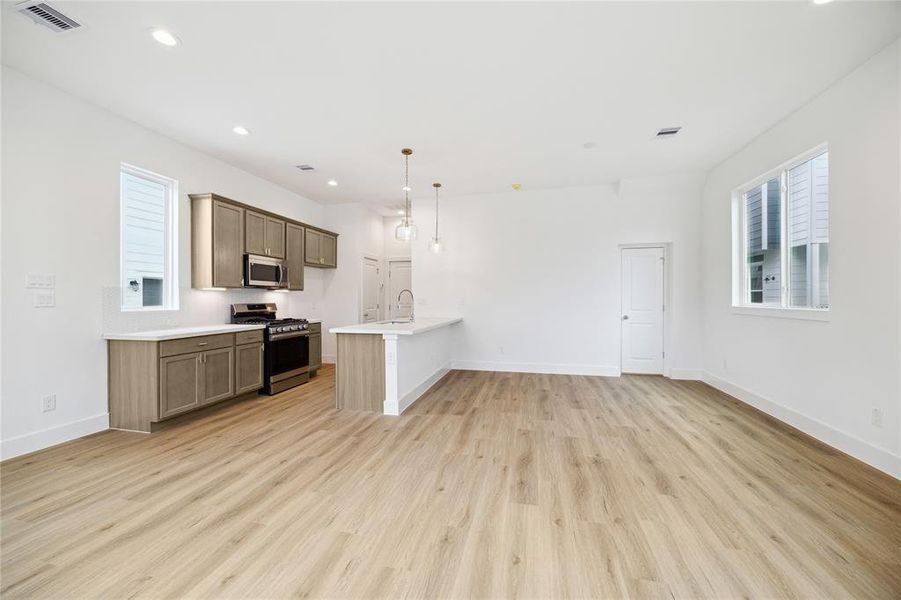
235,342 -> 264,394
160,352 -> 202,418
309,333 -> 322,370
304,228 -> 321,266
201,346 -> 235,405
286,223 -> 305,291
320,234 -> 337,267
266,217 -> 286,258
212,201 -> 244,287
244,210 -> 266,255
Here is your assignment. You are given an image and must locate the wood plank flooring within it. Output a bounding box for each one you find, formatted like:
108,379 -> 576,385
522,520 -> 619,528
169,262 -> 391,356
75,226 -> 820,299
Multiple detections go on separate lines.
2,366 -> 899,599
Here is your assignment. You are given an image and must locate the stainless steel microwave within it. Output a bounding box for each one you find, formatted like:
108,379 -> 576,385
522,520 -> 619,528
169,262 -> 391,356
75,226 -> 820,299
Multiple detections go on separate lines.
244,254 -> 289,289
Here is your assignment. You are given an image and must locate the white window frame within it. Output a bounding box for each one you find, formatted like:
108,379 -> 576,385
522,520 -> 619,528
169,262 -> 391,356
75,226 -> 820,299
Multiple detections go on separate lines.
731,143 -> 829,322
120,163 -> 179,312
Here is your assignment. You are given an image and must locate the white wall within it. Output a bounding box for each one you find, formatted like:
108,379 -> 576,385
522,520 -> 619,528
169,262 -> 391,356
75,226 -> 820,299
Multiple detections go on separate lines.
0,67 -> 327,459
700,42 -> 901,477
320,203 -> 385,361
411,175 -> 704,377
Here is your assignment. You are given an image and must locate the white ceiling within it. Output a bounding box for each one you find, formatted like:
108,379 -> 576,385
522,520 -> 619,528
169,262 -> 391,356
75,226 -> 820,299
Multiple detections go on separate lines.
2,1 -> 899,209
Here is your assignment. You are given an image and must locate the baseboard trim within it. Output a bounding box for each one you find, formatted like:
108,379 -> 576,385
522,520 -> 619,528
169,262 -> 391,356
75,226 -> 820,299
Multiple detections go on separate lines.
702,371 -> 900,480
452,360 -> 621,377
669,368 -> 703,380
384,363 -> 451,416
1,413 -> 110,461
321,354 -> 336,365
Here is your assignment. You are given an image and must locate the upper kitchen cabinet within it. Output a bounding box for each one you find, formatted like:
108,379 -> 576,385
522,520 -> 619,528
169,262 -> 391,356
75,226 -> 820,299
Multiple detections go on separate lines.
191,193 -> 338,289
191,194 -> 244,289
285,223 -> 305,290
305,228 -> 338,268
245,210 -> 286,258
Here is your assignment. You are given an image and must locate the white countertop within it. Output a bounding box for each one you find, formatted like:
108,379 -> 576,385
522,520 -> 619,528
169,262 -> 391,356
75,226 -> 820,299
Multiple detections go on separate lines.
103,323 -> 266,342
329,317 -> 462,336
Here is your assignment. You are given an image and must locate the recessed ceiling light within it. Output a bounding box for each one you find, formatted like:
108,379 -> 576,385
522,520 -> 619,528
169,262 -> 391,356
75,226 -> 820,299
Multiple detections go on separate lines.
327,179 -> 338,187
151,29 -> 179,47
232,125 -> 249,136
812,0 -> 834,4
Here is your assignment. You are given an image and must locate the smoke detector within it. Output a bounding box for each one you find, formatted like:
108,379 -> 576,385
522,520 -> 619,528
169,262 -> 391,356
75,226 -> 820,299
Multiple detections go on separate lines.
16,1 -> 81,32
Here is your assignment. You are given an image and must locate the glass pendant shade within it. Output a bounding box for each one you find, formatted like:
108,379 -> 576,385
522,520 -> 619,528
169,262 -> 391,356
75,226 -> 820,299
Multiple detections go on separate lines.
428,237 -> 444,253
395,220 -> 418,241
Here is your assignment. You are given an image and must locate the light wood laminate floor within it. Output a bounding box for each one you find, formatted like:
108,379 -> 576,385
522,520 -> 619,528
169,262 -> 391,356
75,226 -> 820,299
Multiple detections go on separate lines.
2,366 -> 899,599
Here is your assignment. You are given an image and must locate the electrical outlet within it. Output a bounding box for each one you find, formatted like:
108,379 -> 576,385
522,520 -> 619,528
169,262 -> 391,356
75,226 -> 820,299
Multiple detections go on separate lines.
42,394 -> 56,412
871,408 -> 883,428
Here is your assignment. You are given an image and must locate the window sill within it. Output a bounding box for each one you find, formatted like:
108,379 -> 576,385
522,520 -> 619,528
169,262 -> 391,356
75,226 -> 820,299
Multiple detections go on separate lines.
120,306 -> 180,313
731,305 -> 830,322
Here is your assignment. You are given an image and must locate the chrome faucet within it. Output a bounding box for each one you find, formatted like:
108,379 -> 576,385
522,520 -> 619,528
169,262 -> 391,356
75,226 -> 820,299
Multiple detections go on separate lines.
397,289 -> 414,322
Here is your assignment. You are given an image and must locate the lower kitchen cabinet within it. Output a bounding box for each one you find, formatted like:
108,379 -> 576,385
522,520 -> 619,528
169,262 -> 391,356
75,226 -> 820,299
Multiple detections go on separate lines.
235,342 -> 264,394
109,329 -> 263,432
202,346 -> 235,404
160,352 -> 203,418
308,323 -> 322,373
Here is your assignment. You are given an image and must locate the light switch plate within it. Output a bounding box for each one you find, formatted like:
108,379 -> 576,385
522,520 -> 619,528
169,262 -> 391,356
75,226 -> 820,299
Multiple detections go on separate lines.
33,291 -> 56,308
27,273 -> 55,289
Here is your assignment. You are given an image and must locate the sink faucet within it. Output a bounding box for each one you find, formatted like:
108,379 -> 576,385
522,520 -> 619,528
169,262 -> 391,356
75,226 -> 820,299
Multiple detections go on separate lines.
397,289 -> 414,322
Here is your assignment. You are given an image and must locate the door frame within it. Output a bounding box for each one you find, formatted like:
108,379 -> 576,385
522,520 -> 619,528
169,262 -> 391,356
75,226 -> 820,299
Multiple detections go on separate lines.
385,256 -> 412,320
619,243 -> 671,377
360,254 -> 382,322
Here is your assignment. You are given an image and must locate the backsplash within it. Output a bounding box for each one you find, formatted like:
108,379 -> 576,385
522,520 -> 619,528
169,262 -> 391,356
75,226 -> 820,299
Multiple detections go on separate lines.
101,284 -> 323,333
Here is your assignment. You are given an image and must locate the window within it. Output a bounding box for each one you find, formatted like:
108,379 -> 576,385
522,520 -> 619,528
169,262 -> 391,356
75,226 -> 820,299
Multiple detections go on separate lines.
120,164 -> 178,310
733,146 -> 829,312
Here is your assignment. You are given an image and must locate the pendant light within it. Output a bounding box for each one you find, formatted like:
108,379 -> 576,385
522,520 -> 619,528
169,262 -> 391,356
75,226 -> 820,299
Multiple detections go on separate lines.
428,182 -> 444,253
395,148 -> 418,241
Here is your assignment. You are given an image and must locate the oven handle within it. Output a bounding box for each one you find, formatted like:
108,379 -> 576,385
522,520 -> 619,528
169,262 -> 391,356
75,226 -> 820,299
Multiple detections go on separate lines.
268,330 -> 310,341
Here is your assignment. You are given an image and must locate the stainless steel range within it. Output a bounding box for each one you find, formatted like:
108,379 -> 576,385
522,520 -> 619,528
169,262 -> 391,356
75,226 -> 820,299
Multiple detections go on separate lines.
231,303 -> 310,394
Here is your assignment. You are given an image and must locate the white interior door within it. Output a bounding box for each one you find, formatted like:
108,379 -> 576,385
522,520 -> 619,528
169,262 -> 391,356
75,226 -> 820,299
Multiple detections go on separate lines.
388,259 -> 412,319
361,257 -> 380,323
621,247 -> 664,374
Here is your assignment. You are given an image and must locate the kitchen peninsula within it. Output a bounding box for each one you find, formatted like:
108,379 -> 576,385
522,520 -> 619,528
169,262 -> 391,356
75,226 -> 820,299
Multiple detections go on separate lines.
329,317 -> 462,415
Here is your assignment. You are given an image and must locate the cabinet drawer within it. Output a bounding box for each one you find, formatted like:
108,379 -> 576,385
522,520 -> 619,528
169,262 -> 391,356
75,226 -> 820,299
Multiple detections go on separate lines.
160,333 -> 234,358
308,322 -> 321,334
235,329 -> 264,345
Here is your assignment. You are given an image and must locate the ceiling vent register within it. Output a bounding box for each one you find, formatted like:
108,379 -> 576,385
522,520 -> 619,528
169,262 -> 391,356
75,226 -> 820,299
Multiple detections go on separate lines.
656,127 -> 682,137
17,2 -> 81,32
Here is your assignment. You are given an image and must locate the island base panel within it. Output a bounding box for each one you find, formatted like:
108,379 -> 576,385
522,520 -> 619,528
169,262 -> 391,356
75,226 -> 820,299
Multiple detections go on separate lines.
336,334 -> 385,411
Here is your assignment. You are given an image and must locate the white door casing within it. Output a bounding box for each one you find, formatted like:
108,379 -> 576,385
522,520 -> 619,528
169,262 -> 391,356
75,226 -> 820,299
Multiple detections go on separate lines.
362,256 -> 380,323
388,259 -> 413,319
621,247 -> 664,374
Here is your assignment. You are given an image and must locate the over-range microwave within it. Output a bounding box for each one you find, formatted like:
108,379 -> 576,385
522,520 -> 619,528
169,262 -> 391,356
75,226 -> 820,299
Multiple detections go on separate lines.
244,254 -> 289,289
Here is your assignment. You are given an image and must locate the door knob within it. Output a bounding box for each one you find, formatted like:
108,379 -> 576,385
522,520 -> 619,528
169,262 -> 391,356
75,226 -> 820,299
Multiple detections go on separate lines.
622,315 -> 629,321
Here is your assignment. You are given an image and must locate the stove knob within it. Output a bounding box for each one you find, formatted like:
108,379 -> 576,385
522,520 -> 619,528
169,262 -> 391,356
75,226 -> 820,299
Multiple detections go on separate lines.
274,327 -> 283,333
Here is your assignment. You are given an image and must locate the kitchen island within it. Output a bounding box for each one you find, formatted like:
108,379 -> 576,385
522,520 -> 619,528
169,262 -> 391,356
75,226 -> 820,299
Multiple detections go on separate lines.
329,317 -> 462,415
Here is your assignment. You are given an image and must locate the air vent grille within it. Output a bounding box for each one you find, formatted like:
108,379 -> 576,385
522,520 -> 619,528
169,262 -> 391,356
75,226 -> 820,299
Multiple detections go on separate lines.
656,127 -> 682,137
17,1 -> 81,31
295,164 -> 316,172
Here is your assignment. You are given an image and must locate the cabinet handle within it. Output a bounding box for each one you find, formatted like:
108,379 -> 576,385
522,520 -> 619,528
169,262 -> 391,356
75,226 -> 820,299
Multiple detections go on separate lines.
197,342 -> 208,346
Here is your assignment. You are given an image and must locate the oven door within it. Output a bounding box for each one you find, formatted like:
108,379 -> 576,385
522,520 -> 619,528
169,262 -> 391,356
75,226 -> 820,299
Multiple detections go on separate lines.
266,331 -> 309,382
245,254 -> 288,288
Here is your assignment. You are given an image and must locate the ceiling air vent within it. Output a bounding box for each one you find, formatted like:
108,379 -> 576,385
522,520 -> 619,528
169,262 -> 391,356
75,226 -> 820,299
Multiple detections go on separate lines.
17,1 -> 81,32
295,164 -> 316,172
656,126 -> 682,138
